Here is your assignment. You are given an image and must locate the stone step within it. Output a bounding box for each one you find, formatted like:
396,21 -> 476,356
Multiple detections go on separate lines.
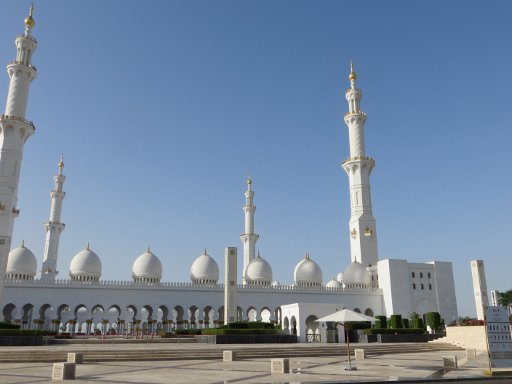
0,343 -> 462,363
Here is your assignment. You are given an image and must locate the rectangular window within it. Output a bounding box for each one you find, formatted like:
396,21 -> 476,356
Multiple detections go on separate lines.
411,272 -> 415,278
420,272 -> 423,278
421,283 -> 424,290
429,284 -> 432,290
428,272 -> 431,279
413,283 -> 416,290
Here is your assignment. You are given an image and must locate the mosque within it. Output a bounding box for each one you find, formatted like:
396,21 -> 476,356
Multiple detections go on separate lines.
0,7 -> 458,341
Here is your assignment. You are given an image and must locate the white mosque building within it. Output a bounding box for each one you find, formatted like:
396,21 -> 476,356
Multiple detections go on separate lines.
0,8 -> 458,341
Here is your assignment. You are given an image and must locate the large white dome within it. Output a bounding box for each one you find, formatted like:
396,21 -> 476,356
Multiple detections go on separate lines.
245,253 -> 272,286
69,245 -> 102,281
343,261 -> 371,287
132,248 -> 162,283
190,249 -> 219,284
6,242 -> 36,279
294,253 -> 322,287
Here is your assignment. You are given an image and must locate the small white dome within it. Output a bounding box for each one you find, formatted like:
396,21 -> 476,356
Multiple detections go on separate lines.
245,253 -> 272,285
190,249 -> 219,284
6,242 -> 36,279
272,280 -> 280,287
69,245 -> 102,281
326,278 -> 342,289
132,248 -> 162,283
336,272 -> 344,283
294,253 -> 323,287
343,261 -> 371,287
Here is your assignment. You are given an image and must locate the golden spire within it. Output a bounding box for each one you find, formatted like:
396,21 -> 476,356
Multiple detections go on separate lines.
247,176 -> 252,185
58,154 -> 64,169
349,61 -> 357,81
25,2 -> 35,30
204,248 -> 207,255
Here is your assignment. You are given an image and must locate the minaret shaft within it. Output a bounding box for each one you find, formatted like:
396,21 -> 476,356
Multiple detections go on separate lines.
0,6 -> 37,301
342,65 -> 378,267
240,178 -> 259,281
41,159 -> 66,279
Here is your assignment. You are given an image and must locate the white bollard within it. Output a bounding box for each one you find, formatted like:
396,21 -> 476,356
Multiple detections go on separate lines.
442,355 -> 458,369
223,350 -> 236,362
67,353 -> 83,364
52,362 -> 76,380
354,349 -> 365,360
271,358 -> 289,374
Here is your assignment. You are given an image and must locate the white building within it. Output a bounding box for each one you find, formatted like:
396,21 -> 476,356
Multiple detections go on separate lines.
0,8 -> 458,341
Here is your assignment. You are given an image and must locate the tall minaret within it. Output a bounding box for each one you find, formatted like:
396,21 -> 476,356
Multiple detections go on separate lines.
0,6 -> 38,300
41,156 -> 66,279
342,64 -> 378,267
240,177 -> 259,281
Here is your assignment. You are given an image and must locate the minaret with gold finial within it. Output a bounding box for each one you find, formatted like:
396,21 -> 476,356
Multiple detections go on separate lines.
41,156 -> 66,279
342,63 -> 379,267
240,177 -> 259,282
0,5 -> 38,299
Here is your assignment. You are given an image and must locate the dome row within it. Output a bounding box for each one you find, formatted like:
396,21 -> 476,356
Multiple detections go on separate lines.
7,243 -> 372,287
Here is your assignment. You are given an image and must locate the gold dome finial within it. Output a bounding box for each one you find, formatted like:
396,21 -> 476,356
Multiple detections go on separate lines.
58,154 -> 64,169
24,2 -> 35,29
349,61 -> 356,81
247,176 -> 252,185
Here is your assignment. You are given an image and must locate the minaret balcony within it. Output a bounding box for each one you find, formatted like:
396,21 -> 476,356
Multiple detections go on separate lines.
344,111 -> 366,118
16,34 -> 37,43
0,114 -> 35,129
342,156 -> 375,165
8,60 -> 37,71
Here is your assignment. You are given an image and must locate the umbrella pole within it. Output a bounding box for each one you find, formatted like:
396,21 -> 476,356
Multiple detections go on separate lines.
346,325 -> 352,369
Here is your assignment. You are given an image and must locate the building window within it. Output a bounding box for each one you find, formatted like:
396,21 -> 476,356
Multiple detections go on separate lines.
420,272 -> 423,278
411,272 -> 415,278
413,283 -> 416,290
421,284 -> 424,290
429,284 -> 432,290
428,272 -> 431,279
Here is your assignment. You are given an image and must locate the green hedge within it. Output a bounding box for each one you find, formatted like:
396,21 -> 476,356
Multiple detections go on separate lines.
344,321 -> 371,330
0,321 -> 21,330
374,316 -> 387,329
402,319 -> 410,329
175,329 -> 201,335
201,328 -> 279,335
0,329 -> 51,336
221,321 -> 277,330
363,328 -> 425,335
389,315 -> 403,329
426,312 -> 441,332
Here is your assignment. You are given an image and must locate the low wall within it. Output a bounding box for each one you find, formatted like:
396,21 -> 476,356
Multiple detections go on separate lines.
356,333 -> 439,343
195,334 -> 297,344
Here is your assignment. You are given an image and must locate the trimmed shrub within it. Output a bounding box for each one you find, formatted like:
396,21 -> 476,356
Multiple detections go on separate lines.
402,319 -> 410,329
0,329 -> 50,336
201,328 -> 279,335
389,314 -> 403,329
426,312 -> 442,333
363,328 -> 425,335
344,321 -> 371,330
0,321 -> 21,330
374,316 -> 387,329
175,329 -> 201,335
159,331 -> 176,338
223,321 -> 276,330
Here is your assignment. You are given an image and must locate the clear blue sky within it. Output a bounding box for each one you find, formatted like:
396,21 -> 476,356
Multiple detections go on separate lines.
1,1 -> 511,317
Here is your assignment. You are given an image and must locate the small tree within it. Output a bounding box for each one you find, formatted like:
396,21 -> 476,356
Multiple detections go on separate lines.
402,318 -> 410,329
410,312 -> 424,329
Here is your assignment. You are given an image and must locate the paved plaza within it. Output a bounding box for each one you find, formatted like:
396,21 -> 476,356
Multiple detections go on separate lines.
0,343 -> 509,383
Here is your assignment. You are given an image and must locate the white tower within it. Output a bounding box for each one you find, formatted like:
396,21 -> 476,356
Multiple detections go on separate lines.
240,177 -> 259,281
470,259 -> 489,320
41,156 -> 66,279
342,64 -> 378,267
0,6 -> 37,300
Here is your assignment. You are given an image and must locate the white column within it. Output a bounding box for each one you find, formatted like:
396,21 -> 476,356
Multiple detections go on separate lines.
240,177 -> 259,281
0,6 -> 37,303
342,64 -> 378,267
41,156 -> 66,279
224,247 -> 237,325
470,259 -> 489,320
